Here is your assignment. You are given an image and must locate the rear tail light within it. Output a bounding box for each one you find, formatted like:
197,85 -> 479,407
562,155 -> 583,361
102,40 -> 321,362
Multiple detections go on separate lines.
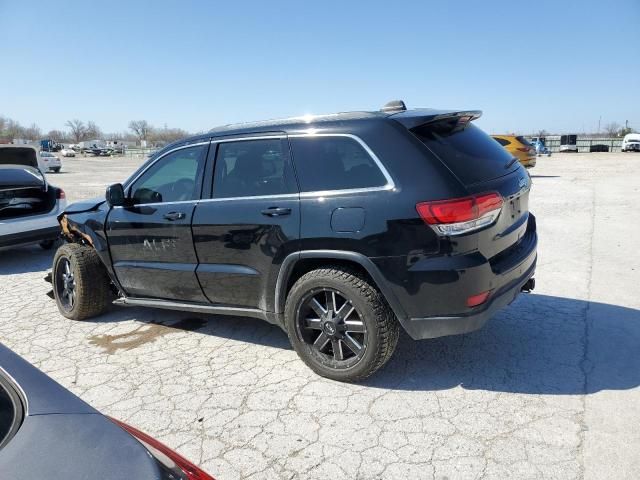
416,192 -> 503,236
109,417 -> 215,480
57,189 -> 66,199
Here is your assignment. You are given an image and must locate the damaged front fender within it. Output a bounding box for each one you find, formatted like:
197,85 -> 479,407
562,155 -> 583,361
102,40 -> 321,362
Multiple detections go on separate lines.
57,198 -> 121,291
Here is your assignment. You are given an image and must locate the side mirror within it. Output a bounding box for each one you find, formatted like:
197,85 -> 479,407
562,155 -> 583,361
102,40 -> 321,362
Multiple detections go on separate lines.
106,183 -> 126,207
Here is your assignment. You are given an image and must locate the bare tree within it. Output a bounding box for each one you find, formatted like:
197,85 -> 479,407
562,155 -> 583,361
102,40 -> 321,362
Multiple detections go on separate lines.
536,129 -> 549,137
47,130 -> 68,142
603,122 -> 621,137
106,131 -> 124,141
85,121 -> 102,140
5,118 -> 25,140
151,126 -> 189,144
23,123 -> 41,140
65,119 -> 86,143
128,120 -> 152,142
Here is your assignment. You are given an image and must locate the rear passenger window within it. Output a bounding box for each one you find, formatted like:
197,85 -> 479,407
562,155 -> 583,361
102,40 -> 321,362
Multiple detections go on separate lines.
290,136 -> 387,192
494,137 -> 510,146
212,139 -> 297,198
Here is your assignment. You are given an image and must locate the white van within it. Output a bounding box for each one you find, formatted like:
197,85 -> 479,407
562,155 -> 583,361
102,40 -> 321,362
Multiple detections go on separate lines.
621,133 -> 640,152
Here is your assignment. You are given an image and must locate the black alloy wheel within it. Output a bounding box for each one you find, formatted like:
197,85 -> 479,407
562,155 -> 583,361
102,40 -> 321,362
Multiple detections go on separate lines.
295,287 -> 368,368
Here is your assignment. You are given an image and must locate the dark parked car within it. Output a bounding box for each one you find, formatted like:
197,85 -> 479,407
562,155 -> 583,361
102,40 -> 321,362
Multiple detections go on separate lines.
51,101 -> 537,382
0,342 -> 215,479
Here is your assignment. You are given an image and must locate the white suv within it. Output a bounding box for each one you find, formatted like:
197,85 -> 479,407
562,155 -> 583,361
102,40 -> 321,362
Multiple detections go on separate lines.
0,145 -> 67,250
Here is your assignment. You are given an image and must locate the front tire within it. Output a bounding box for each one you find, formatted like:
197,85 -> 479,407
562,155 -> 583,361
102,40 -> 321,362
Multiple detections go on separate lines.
52,243 -> 114,320
285,267 -> 399,382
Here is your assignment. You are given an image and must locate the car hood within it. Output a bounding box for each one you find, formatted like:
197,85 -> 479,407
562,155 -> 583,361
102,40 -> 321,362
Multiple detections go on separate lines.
0,166 -> 45,191
64,197 -> 106,214
0,343 -> 94,415
0,146 -> 39,168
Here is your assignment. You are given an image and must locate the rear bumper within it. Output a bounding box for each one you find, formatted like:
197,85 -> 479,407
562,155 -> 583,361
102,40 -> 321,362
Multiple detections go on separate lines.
374,215 -> 538,340
401,256 -> 536,339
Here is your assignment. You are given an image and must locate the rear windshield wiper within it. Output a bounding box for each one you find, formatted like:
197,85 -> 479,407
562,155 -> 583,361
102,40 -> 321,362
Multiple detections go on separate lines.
505,157 -> 518,169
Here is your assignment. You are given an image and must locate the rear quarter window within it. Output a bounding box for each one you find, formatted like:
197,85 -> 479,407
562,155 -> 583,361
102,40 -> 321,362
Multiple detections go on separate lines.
289,136 -> 388,192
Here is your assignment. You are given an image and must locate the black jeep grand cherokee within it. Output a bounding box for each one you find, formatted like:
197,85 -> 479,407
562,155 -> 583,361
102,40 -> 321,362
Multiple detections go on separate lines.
52,101 -> 536,382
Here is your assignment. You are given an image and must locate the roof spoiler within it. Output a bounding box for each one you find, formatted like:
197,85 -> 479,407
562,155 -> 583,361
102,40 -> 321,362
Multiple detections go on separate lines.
388,109 -> 482,130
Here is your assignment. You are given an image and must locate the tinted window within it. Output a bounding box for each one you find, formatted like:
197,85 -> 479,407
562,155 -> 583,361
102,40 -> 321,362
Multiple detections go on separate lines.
414,123 -> 519,185
494,137 -> 511,146
212,139 -> 296,198
131,144 -> 206,204
290,136 -> 387,192
516,136 -> 533,147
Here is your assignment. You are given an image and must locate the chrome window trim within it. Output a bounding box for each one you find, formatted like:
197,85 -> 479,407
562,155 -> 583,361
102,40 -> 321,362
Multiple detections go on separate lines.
211,135 -> 286,144
120,133 -> 396,206
200,193 -> 299,203
288,133 -> 396,197
113,199 -> 200,209
207,133 -> 395,201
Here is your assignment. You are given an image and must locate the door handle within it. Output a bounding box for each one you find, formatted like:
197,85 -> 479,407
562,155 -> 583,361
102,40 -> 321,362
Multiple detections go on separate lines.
163,211 -> 186,221
261,207 -> 292,217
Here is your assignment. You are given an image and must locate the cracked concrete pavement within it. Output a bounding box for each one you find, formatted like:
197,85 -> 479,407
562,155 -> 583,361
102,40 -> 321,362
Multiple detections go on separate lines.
1,152 -> 639,479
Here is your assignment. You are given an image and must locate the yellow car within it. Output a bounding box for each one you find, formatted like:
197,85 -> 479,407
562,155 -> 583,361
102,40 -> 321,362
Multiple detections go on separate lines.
492,135 -> 536,168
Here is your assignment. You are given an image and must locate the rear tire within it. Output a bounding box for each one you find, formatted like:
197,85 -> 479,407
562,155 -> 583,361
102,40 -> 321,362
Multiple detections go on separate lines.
285,266 -> 399,382
52,167 -> 61,173
52,243 -> 114,320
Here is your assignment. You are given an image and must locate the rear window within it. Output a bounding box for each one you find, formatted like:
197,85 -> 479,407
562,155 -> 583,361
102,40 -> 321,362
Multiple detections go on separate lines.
289,136 -> 388,192
413,123 -> 519,185
0,148 -> 38,168
0,375 -> 23,450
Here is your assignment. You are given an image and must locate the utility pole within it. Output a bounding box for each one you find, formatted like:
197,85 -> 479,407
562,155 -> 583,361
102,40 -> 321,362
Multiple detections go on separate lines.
597,116 -> 601,134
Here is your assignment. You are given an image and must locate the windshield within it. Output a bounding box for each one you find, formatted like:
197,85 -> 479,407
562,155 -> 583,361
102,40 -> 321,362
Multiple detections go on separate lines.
0,148 -> 39,168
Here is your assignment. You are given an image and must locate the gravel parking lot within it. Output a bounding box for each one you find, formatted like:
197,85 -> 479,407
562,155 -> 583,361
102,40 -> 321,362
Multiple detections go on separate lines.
1,152 -> 639,479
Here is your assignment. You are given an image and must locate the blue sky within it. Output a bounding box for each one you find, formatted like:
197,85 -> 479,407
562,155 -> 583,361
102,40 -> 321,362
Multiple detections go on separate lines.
1,0 -> 638,135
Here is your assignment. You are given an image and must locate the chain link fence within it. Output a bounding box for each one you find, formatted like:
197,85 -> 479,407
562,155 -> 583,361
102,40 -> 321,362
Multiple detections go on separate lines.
526,136 -> 624,153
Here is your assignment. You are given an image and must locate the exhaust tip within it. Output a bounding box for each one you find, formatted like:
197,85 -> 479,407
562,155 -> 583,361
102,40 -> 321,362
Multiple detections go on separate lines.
521,278 -> 535,293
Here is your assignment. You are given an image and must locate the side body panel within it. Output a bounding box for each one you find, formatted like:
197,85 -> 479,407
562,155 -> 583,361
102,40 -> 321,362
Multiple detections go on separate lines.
193,137 -> 300,310
193,196 -> 300,309
106,202 -> 207,302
